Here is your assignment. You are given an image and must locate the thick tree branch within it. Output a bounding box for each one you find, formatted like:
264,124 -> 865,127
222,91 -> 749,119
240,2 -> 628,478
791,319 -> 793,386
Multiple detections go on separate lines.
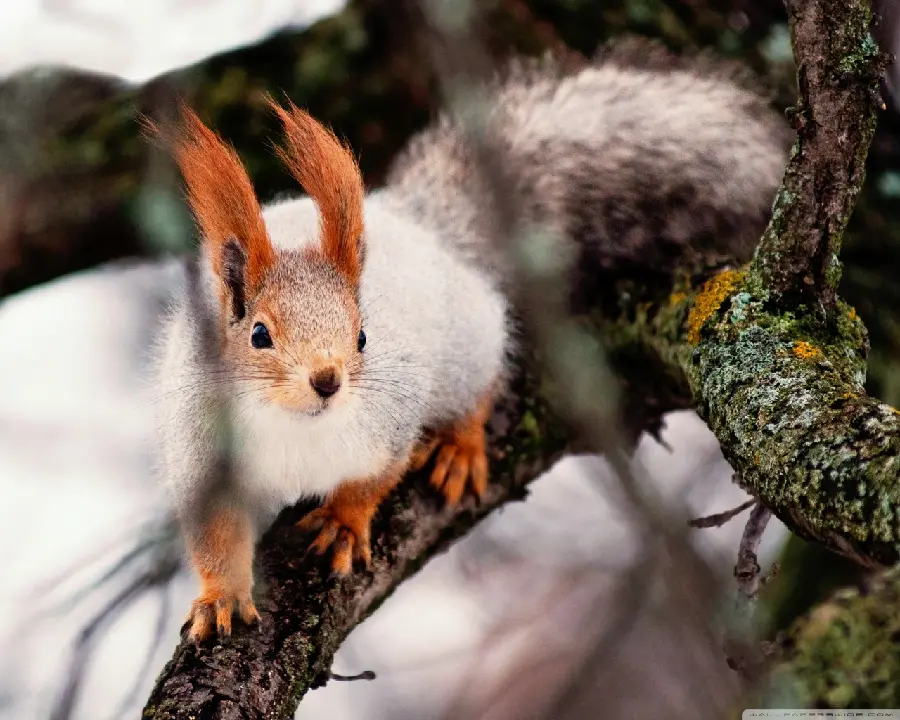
0,0 -> 591,302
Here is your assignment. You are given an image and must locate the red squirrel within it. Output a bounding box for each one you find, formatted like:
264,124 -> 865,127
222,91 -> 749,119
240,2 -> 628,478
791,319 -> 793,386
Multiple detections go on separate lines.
152,40 -> 789,642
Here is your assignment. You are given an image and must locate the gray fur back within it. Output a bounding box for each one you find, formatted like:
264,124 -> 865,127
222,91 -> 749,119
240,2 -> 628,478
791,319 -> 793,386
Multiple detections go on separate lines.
383,38 -> 791,294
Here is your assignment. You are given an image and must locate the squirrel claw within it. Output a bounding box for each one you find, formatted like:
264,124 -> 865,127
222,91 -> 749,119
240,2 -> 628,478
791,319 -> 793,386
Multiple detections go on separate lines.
429,440 -> 489,507
297,507 -> 372,577
184,593 -> 259,644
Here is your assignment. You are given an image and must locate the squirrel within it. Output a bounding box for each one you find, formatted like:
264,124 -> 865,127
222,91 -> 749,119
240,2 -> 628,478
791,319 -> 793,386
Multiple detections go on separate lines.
151,39 -> 790,643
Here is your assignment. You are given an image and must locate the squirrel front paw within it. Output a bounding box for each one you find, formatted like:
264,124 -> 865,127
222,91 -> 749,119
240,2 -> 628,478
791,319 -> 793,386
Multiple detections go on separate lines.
297,471 -> 403,576
297,504 -> 373,576
184,589 -> 260,643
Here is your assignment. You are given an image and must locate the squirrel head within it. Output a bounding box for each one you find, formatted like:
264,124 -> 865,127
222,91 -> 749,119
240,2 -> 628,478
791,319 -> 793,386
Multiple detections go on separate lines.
151,98 -> 366,416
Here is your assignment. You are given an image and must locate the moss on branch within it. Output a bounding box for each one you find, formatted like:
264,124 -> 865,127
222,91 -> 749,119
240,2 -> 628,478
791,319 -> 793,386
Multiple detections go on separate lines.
596,261 -> 900,568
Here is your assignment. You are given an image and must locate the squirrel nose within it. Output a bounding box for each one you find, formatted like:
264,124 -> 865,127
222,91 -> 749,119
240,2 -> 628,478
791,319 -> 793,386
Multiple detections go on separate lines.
310,368 -> 341,398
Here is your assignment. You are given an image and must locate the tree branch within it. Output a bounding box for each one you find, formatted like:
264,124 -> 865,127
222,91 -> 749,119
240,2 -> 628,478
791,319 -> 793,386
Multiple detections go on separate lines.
751,0 -> 886,313
723,503 -> 774,682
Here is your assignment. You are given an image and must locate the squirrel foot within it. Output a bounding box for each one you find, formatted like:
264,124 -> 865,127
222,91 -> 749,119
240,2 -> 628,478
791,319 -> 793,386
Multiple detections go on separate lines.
296,469 -> 402,576
429,396 -> 493,507
184,589 -> 260,643
297,504 -> 372,576
430,430 -> 488,506
183,507 -> 259,643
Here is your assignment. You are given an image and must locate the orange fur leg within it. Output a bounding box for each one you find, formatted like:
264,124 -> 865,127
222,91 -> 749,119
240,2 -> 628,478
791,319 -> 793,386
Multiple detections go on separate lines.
184,505 -> 259,643
297,466 -> 403,576
430,394 -> 493,507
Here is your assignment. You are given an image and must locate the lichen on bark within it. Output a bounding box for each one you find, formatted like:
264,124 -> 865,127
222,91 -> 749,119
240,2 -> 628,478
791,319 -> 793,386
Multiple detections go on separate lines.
682,274 -> 900,569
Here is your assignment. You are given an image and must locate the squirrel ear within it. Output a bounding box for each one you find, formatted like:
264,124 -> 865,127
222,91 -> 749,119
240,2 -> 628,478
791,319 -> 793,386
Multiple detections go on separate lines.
142,102 -> 275,317
268,96 -> 365,287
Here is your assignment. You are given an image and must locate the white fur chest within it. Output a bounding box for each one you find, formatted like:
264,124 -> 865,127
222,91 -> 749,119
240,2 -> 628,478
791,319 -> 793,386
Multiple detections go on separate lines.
230,395 -> 391,512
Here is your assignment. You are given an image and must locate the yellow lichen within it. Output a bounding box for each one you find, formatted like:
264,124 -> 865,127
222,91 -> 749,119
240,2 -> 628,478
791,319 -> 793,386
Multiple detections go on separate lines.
686,270 -> 744,345
669,292 -> 687,306
793,341 -> 823,361
848,307 -> 858,320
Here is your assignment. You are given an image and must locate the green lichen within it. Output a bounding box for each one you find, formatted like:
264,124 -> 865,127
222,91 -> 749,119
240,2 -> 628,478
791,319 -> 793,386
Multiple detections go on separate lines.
729,292 -> 752,323
596,253 -> 894,567
685,286 -> 900,563
838,32 -> 880,76
280,634 -> 314,713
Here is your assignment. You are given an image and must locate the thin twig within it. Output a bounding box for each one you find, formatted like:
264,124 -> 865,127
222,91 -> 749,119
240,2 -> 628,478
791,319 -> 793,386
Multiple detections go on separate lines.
328,670 -> 377,682
689,499 -> 757,529
50,548 -> 181,720
735,503 -> 772,601
723,502 -> 773,682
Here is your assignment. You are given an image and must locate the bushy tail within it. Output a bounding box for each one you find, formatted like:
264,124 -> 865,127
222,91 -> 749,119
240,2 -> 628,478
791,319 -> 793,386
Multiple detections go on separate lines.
384,38 -> 790,295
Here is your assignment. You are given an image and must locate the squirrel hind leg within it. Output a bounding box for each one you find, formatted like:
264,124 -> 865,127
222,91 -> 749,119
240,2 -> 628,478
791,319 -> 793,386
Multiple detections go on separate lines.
428,393 -> 494,507
297,467 -> 404,576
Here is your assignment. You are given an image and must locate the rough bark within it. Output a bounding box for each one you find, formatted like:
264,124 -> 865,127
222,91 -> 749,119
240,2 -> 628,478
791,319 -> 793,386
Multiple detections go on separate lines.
751,0 -> 884,313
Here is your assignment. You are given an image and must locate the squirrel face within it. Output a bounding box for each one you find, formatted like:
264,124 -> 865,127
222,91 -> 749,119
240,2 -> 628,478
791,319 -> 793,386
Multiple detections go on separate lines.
150,96 -> 368,417
221,253 -> 364,416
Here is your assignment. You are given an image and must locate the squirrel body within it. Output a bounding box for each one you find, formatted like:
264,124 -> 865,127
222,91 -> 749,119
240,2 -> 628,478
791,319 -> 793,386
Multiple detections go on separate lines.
159,192 -> 507,517
152,39 -> 790,642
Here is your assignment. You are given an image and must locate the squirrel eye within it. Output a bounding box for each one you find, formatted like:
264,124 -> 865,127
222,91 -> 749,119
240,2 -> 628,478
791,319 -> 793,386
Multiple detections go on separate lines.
357,328 -> 366,353
251,322 -> 273,349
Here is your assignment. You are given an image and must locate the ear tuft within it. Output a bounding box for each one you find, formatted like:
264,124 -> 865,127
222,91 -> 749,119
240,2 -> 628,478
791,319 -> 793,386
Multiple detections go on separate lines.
143,101 -> 275,308
268,96 -> 365,287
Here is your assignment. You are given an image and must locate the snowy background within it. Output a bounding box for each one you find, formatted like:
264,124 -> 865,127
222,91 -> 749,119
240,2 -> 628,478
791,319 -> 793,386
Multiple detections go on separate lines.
0,2 -> 789,719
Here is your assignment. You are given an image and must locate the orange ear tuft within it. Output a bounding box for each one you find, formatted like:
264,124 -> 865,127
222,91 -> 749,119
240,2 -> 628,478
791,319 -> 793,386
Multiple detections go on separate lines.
268,96 -> 365,287
144,102 -> 275,304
